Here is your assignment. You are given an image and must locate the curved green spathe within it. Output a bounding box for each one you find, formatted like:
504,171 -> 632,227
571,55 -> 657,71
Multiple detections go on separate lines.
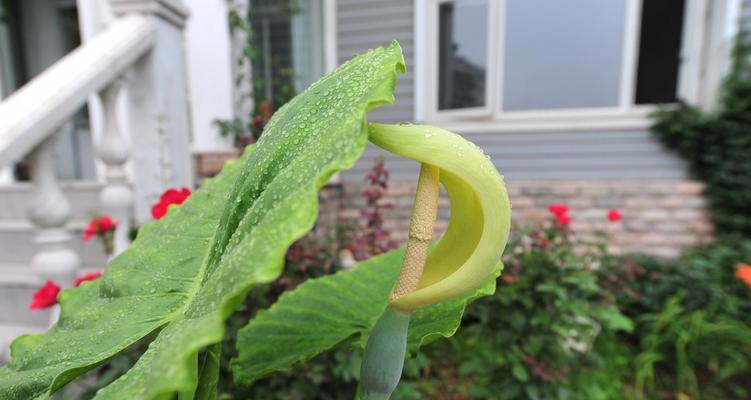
368,123 -> 511,312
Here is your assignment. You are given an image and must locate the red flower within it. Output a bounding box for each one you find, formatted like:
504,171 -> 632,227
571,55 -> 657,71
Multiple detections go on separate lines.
29,280 -> 61,310
151,187 -> 192,219
151,202 -> 168,220
82,224 -> 97,241
548,203 -> 569,216
252,115 -> 264,129
548,203 -> 571,226
607,209 -> 622,222
555,213 -> 572,226
82,215 -> 118,241
96,216 -> 117,232
74,272 -> 102,287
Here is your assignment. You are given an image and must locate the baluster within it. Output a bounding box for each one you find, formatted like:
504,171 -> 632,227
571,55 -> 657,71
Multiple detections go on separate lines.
96,78 -> 133,257
27,135 -> 80,287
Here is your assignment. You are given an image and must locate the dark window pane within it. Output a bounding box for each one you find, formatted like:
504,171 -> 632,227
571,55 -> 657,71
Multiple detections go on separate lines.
635,0 -> 685,104
438,0 -> 487,110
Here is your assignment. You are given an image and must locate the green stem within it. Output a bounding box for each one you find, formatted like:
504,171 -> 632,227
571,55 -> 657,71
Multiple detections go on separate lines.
360,307 -> 412,400
195,342 -> 222,400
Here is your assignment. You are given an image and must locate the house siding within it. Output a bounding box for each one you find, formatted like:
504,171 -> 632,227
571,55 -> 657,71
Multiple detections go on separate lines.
340,130 -> 686,183
337,0 -> 415,123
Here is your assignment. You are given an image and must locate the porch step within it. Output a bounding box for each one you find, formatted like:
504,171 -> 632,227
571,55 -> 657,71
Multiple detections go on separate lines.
0,323 -> 47,363
0,265 -> 58,326
0,180 -> 103,220
0,220 -> 109,266
0,264 -> 104,326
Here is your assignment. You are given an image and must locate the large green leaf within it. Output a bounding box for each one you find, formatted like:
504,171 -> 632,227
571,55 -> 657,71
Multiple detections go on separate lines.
0,41 -> 406,400
231,248 -> 502,385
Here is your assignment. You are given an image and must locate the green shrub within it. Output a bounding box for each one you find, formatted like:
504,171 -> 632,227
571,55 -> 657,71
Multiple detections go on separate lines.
601,240 -> 751,399
651,36 -> 751,237
397,215 -> 634,399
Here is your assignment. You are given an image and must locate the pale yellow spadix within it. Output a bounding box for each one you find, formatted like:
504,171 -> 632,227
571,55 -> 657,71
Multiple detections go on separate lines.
368,123 -> 511,312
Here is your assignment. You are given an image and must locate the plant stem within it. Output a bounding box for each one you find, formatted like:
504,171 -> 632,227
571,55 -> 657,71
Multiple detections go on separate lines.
195,342 -> 221,400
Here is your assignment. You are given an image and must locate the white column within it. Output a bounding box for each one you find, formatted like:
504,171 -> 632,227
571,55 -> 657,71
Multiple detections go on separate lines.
27,135 -> 80,286
110,0 -> 195,225
96,79 -> 133,256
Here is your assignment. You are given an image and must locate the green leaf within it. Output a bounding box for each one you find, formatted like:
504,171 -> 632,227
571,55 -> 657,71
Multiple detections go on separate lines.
511,362 -> 529,383
593,305 -> 635,333
0,41 -> 406,400
231,248 -> 502,385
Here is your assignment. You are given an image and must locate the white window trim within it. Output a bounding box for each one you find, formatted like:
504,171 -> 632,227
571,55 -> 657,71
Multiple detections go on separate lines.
414,0 -> 735,133
322,0 -> 338,73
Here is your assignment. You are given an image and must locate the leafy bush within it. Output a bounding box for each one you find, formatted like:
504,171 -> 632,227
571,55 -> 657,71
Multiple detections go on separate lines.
389,211 -> 634,399
651,37 -> 751,237
210,200 -> 751,400
601,240 -> 751,399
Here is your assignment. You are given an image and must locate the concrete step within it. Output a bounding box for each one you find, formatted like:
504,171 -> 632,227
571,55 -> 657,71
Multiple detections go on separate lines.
0,267 -> 52,326
0,264 -> 103,325
0,323 -> 47,363
0,180 -> 103,220
0,265 -> 105,362
0,220 -> 109,266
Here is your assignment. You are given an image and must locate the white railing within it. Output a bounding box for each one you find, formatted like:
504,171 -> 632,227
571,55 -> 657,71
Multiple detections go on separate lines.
0,0 -> 191,288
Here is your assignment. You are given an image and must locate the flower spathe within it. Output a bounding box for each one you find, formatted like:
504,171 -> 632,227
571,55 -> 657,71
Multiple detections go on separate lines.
29,281 -> 61,310
368,123 -> 511,312
151,187 -> 192,220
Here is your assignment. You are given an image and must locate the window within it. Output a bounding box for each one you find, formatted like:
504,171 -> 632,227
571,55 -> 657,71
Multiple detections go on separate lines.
502,0 -> 626,111
438,0 -> 488,110
635,0 -> 686,104
420,0 -> 708,130
250,0 -> 325,109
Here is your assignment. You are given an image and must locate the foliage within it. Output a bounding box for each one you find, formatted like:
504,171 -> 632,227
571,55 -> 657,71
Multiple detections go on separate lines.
601,240 -> 751,399
632,293 -> 751,399
0,42 -> 408,399
217,200 -> 751,400
397,217 -> 632,400
2,41 -> 513,400
651,36 -> 751,237
347,156 -> 399,261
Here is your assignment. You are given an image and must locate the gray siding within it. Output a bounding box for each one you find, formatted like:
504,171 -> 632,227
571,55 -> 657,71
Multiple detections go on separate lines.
336,1 -> 688,182
337,0 -> 414,123
743,0 -> 751,34
340,129 -> 687,182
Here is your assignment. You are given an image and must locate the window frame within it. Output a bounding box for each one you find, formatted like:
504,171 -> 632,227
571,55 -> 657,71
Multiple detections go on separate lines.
415,0 -> 723,133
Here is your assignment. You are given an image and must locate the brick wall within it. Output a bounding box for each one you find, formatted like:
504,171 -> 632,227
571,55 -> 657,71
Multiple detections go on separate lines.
335,179 -> 713,258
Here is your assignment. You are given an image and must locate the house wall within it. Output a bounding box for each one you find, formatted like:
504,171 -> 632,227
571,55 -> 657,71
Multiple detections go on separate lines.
334,0 -> 721,257
184,0 -> 235,152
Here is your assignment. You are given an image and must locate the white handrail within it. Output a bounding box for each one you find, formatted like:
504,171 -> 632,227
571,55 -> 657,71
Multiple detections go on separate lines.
0,15 -> 155,167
